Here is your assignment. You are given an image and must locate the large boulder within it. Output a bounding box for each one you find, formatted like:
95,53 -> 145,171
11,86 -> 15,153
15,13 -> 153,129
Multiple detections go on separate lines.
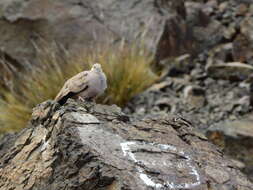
0,0 -> 114,66
2,0 -> 253,71
0,99 -> 252,190
0,0 -> 226,68
233,16 -> 253,64
207,118 -> 253,182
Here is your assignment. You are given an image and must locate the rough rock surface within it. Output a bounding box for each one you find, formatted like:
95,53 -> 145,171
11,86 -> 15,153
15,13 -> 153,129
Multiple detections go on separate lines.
1,0 -> 253,187
0,0 -> 252,67
126,76 -> 251,129
206,62 -> 253,81
0,0 -> 188,66
0,99 -> 252,190
0,0 -> 232,69
124,2 -> 253,182
207,119 -> 253,182
125,59 -> 253,181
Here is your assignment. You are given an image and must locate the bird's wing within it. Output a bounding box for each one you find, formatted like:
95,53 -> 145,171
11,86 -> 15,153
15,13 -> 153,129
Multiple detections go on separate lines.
55,71 -> 89,102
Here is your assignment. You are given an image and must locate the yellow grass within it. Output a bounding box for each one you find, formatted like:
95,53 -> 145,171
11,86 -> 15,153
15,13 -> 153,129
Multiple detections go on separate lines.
0,42 -> 158,133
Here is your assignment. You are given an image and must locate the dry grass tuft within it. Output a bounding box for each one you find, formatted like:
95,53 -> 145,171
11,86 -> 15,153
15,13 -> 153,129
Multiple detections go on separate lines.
85,42 -> 158,106
0,42 -> 158,133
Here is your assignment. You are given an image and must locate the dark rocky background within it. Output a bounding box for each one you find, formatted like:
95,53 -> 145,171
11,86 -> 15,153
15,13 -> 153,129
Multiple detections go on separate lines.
0,0 -> 253,189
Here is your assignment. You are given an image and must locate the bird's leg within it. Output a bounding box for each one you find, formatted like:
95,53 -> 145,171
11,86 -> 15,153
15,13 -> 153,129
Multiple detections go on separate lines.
78,96 -> 85,102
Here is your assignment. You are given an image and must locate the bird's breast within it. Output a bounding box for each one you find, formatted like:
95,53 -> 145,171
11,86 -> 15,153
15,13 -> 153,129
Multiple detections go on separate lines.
87,73 -> 106,95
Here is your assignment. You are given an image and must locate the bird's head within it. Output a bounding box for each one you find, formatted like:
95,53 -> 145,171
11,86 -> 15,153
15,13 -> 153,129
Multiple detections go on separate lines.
91,63 -> 103,73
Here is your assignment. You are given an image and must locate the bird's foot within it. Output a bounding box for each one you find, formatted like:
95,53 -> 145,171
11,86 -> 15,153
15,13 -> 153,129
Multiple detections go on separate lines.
78,96 -> 95,103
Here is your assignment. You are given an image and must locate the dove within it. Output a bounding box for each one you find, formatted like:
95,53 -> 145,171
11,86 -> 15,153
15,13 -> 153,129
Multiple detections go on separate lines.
55,63 -> 107,105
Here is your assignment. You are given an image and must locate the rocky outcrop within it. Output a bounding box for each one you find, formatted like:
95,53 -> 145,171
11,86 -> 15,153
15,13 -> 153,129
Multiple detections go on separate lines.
206,62 -> 253,81
1,0 -> 253,188
205,0 -> 253,65
125,68 -> 253,180
0,0 -> 114,66
0,0 -> 253,68
122,2 -> 253,181
207,118 -> 253,182
0,99 -> 252,190
0,0 -> 228,68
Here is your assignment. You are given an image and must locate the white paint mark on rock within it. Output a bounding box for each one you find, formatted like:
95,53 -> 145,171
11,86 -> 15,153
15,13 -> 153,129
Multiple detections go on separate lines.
70,112 -> 100,124
158,144 -> 201,189
121,142 -> 138,162
139,173 -> 163,189
157,143 -> 177,152
120,141 -> 201,189
41,135 -> 49,151
41,140 -> 49,151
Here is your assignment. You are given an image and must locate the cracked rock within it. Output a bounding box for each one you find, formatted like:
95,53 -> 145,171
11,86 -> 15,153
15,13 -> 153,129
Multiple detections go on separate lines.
0,100 -> 252,190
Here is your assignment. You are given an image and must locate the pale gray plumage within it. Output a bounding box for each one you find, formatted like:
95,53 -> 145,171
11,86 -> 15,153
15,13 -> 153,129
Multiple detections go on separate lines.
55,63 -> 107,105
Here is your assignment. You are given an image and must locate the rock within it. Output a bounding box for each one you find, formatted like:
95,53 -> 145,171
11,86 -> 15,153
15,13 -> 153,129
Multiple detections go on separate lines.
219,2 -> 229,13
237,95 -> 251,112
232,34 -> 251,63
205,165 -> 230,184
208,119 -> 253,138
207,119 -> 253,182
203,0 -> 218,16
207,43 -> 234,65
206,62 -> 253,81
250,4 -> 253,15
0,99 -> 252,190
125,0 -> 253,183
0,0 -> 190,68
2,0 -> 253,185
223,23 -> 236,40
184,85 -> 206,108
236,4 -> 248,16
147,81 -> 172,92
126,72 -> 250,129
155,97 -> 171,111
0,0 -> 113,65
241,17 -> 253,42
154,15 -> 192,62
0,0 -> 232,72
190,65 -> 206,80
233,16 -> 253,64
192,20 -> 224,51
160,54 -> 192,76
